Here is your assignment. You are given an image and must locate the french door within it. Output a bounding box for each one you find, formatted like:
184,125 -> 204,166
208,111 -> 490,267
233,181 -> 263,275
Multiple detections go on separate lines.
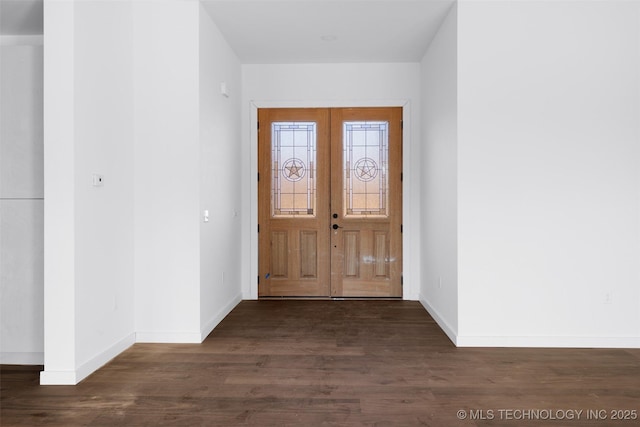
258,107 -> 402,297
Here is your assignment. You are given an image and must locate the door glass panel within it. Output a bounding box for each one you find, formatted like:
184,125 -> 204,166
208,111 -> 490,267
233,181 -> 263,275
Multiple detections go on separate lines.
343,121 -> 389,217
272,122 -> 316,217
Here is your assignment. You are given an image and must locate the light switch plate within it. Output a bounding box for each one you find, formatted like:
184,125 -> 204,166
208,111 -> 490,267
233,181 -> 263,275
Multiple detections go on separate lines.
92,174 -> 104,187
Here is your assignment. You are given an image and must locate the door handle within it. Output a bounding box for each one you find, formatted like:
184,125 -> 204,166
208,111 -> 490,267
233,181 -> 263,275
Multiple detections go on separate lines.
332,224 -> 342,230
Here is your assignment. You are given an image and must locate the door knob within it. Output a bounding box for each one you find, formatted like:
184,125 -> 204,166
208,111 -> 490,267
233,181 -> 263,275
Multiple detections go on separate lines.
332,213 -> 338,219
332,224 -> 341,230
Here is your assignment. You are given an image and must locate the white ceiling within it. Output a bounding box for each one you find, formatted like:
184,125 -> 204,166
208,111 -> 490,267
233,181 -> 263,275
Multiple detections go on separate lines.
201,0 -> 454,63
1,0 -> 455,64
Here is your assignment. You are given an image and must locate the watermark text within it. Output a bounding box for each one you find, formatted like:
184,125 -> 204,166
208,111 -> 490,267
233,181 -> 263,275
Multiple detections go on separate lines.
456,408 -> 637,422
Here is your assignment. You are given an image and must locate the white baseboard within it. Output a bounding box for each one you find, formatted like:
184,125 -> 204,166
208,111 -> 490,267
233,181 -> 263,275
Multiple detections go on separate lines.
403,291 -> 419,301
40,370 -> 77,385
200,293 -> 242,341
456,335 -> 640,348
135,331 -> 202,343
418,295 -> 640,348
40,332 -> 135,385
0,352 -> 44,365
75,333 -> 136,382
40,297 -> 243,385
419,294 -> 458,345
137,295 -> 243,344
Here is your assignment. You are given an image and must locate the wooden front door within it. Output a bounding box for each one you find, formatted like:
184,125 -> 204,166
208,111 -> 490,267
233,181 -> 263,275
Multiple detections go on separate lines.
258,107 -> 402,298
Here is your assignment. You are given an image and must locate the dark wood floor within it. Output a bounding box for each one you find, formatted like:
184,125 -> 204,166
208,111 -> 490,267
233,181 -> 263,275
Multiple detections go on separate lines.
2,301 -> 639,426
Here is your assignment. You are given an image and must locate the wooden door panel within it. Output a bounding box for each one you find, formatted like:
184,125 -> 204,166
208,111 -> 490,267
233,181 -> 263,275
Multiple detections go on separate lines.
333,226 -> 397,296
262,226 -> 329,296
258,108 -> 330,297
340,229 -> 390,279
258,107 -> 401,298
270,231 -> 288,278
373,231 -> 390,278
299,231 -> 318,278
343,231 -> 360,277
330,107 -> 402,298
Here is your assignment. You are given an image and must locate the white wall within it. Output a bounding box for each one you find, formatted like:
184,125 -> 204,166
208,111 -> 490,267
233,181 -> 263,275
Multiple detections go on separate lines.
0,40 -> 44,364
34,0 -> 638,388
456,0 -> 640,347
41,0 -> 137,385
133,1 -> 242,343
41,0 -> 77,382
241,63 -> 422,300
133,0 -> 201,342
198,5 -> 243,340
419,4 -> 458,342
39,0 -> 243,384
73,0 -> 135,376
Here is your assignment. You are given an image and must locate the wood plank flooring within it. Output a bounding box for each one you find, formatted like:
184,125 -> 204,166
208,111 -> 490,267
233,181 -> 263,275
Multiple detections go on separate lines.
2,301 -> 640,426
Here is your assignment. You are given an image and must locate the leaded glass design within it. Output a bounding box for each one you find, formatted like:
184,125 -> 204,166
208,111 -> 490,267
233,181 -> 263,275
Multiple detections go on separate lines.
272,122 -> 316,217
343,121 -> 389,217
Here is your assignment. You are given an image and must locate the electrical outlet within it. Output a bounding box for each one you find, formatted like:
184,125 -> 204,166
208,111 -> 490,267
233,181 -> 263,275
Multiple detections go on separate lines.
220,82 -> 229,97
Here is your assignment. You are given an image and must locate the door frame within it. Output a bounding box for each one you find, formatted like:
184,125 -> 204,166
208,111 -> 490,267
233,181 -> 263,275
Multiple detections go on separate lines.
246,99 -> 417,300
